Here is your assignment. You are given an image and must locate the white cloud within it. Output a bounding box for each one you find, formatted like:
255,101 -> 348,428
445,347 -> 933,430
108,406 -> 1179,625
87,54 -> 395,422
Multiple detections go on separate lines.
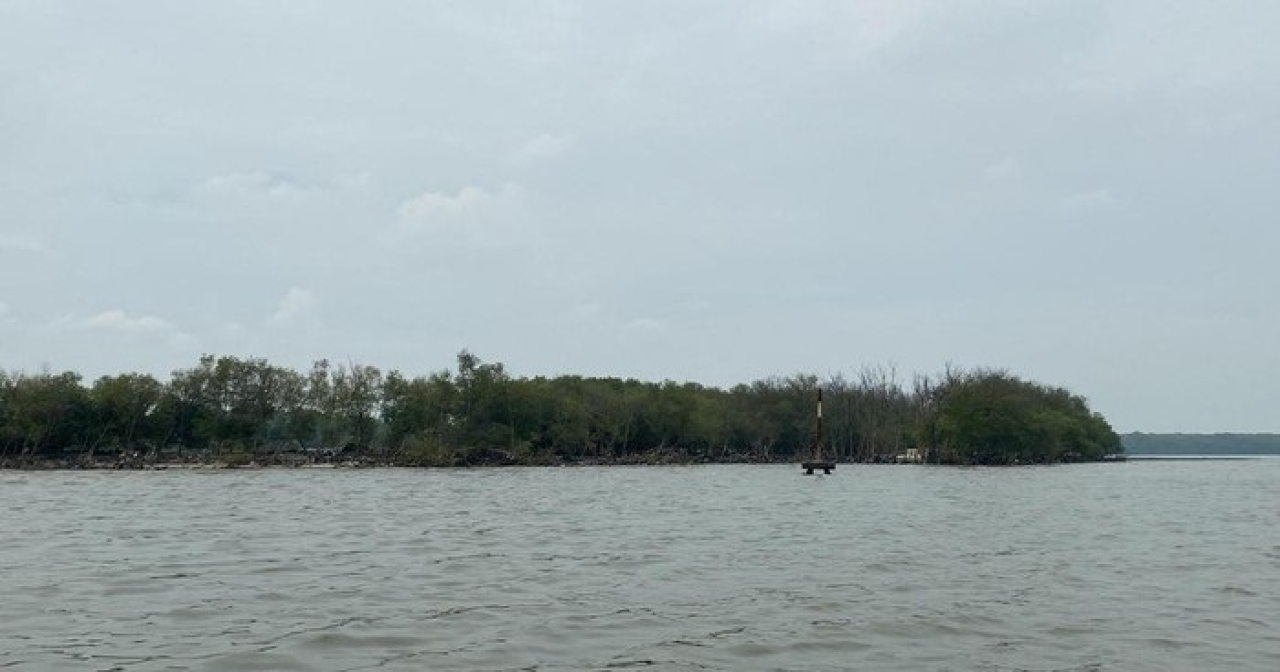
76,309 -> 174,333
270,287 -> 318,326
617,316 -> 674,347
509,133 -> 576,166
567,301 -> 603,322
983,157 -> 1021,182
53,309 -> 193,347
0,234 -> 45,253
392,183 -> 530,248
398,185 -> 496,219
1185,111 -> 1253,137
743,0 -> 934,56
1060,188 -> 1116,214
565,303 -> 671,342
198,170 -> 374,202
332,171 -> 374,190
1063,3 -> 1280,100
623,317 -> 668,335
201,170 -> 312,196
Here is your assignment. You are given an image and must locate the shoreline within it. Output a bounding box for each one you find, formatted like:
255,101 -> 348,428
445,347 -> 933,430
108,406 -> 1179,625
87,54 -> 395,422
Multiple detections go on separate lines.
1124,454 -> 1276,460
0,454 -> 1134,471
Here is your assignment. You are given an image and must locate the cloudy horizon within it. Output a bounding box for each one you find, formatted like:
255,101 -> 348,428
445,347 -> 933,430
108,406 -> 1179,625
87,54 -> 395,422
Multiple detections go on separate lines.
3,1 -> 1279,433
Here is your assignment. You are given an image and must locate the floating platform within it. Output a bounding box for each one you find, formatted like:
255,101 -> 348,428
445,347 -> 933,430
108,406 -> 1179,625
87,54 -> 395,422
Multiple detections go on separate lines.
802,460 -> 835,475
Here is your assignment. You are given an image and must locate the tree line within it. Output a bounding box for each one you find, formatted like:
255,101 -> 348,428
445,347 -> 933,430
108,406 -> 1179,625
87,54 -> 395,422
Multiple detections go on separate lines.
1121,433 -> 1280,456
0,351 -> 1121,467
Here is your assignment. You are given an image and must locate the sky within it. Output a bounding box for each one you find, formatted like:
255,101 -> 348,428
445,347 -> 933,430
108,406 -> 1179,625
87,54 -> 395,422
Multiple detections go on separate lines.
2,1 -> 1279,433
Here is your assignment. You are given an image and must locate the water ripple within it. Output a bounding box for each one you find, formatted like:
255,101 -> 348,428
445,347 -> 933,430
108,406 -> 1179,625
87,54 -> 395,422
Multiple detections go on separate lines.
2,462 -> 1278,670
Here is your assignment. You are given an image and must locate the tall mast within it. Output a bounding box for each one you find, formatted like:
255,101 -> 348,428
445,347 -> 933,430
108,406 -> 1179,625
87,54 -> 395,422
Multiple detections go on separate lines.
815,387 -> 824,462
803,387 -> 834,474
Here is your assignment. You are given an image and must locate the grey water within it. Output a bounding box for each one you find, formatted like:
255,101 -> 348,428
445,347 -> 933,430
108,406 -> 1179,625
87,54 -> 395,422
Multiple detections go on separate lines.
2,461 -> 1277,671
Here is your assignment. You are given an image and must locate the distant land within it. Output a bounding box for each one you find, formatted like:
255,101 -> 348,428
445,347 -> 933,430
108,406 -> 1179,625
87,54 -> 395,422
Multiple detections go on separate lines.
1122,433 -> 1280,456
3,352 -> 1122,468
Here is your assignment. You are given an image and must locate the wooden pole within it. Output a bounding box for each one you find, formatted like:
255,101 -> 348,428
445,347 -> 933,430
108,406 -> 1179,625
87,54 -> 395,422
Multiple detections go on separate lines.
803,387 -> 834,474
815,388 -> 823,462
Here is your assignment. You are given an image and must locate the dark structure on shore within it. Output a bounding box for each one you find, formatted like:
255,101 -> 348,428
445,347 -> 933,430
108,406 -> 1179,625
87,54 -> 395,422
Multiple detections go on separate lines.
803,388 -> 835,475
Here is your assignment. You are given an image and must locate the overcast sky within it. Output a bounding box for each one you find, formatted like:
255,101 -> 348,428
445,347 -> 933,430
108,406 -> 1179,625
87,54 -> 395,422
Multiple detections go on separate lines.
2,1 -> 1278,432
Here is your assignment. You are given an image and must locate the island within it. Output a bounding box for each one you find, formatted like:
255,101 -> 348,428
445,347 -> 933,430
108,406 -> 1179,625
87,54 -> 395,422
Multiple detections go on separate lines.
0,351 -> 1121,469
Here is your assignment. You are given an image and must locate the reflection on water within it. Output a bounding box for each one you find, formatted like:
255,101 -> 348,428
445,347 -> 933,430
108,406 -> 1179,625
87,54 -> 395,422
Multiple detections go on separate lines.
2,462 -> 1278,671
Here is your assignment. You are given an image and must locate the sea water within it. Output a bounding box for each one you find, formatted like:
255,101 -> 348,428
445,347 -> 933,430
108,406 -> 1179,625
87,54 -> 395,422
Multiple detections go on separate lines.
2,461 -> 1277,670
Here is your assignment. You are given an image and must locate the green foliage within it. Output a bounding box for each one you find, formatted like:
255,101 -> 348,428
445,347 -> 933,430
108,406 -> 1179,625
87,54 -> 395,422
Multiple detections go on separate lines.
933,370 -> 1120,464
381,368 -> 454,455
0,353 -> 1120,466
166,355 -> 300,451
88,373 -> 163,454
0,370 -> 92,457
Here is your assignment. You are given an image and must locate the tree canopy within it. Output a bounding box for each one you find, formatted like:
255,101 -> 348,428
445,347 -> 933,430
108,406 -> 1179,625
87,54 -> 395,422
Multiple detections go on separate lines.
0,353 -> 1120,466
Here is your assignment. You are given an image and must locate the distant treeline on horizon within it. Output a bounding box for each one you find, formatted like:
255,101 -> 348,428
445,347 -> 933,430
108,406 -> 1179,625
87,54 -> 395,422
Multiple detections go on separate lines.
1121,433 -> 1280,455
1,351 -> 1120,466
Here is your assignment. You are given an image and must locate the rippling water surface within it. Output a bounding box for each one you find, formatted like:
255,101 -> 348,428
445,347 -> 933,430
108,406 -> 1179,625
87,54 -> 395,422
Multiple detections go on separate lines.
2,461 -> 1278,671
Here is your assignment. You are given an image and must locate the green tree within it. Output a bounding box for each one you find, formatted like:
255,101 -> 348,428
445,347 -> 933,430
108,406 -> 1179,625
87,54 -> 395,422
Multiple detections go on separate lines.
452,350 -> 513,451
87,373 -> 163,457
332,362 -> 382,449
933,370 -> 1120,464
0,370 -> 91,458
381,368 -> 456,459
